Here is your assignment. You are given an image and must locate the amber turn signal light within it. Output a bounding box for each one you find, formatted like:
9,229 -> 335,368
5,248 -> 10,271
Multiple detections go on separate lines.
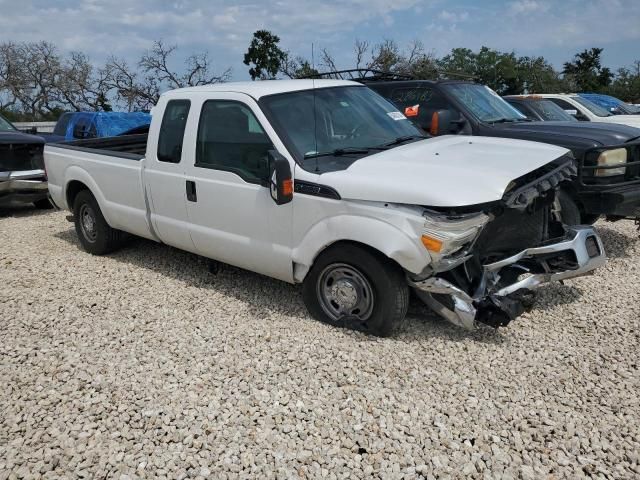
421,235 -> 443,253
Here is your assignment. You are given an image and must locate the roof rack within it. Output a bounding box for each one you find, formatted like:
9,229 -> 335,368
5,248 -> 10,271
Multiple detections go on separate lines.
302,69 -> 413,82
300,68 -> 476,82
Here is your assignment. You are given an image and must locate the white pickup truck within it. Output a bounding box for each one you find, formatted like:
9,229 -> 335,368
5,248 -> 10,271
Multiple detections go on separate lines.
45,80 -> 606,336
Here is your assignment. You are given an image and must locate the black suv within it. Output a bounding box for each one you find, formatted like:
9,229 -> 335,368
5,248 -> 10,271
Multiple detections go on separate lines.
364,79 -> 640,225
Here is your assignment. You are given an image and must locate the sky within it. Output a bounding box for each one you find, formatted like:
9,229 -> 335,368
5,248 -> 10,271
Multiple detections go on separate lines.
0,0 -> 639,80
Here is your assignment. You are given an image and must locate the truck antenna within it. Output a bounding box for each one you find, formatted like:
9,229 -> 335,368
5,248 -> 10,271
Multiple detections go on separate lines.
312,43 -> 319,173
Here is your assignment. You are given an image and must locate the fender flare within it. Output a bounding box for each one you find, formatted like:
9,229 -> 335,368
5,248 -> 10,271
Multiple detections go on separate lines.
63,166 -> 115,227
291,214 -> 430,282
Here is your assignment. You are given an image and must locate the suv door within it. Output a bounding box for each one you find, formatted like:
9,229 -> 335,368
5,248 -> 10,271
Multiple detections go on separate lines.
145,98 -> 197,252
183,93 -> 294,282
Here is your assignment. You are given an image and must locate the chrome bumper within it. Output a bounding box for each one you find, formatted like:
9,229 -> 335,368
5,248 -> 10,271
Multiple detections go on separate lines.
0,170 -> 48,193
411,226 -> 606,330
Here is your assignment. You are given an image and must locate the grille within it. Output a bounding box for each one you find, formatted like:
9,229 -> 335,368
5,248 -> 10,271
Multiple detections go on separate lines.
0,143 -> 44,172
474,205 -> 549,262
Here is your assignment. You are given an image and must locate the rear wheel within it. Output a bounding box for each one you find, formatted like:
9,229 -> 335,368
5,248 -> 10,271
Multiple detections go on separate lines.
302,244 -> 409,337
73,190 -> 124,255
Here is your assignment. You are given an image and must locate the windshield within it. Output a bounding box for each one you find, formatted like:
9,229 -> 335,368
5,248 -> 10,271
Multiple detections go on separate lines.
528,100 -> 577,122
618,103 -> 640,114
444,83 -> 527,123
572,96 -> 612,117
0,114 -> 17,132
260,86 -> 423,166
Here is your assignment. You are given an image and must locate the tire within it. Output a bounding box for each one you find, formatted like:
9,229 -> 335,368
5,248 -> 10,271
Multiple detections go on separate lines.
555,190 -> 581,226
302,243 -> 409,337
73,190 -> 124,255
33,198 -> 53,209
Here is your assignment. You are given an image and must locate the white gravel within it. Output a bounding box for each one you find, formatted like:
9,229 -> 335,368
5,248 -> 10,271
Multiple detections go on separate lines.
1,207 -> 639,479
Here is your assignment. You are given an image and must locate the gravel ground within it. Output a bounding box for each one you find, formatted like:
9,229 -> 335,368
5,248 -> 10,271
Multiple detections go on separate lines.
1,207 -> 639,480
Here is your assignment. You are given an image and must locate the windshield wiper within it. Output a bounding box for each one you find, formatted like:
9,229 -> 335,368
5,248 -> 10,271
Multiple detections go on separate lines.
304,147 -> 373,160
380,135 -> 427,148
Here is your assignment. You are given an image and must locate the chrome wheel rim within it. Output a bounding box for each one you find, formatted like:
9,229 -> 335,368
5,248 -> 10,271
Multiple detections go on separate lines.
79,204 -> 97,243
316,263 -> 374,322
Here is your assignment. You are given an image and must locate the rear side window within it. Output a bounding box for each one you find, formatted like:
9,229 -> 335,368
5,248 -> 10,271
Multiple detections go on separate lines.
195,100 -> 273,184
157,100 -> 190,163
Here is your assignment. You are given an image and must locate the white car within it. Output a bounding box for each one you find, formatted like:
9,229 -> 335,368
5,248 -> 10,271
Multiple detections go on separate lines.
45,80 -> 605,336
526,93 -> 640,128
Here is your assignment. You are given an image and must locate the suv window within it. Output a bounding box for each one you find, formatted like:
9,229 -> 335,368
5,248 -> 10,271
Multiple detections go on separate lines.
548,98 -> 577,112
388,86 -> 452,130
196,100 -> 273,183
157,100 -> 190,163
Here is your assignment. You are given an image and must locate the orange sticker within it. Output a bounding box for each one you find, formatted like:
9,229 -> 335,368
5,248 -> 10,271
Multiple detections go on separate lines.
404,104 -> 420,117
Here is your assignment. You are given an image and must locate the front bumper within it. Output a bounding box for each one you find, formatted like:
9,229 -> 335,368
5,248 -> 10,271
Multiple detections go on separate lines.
578,139 -> 640,218
0,169 -> 48,205
411,226 -> 606,330
580,184 -> 640,218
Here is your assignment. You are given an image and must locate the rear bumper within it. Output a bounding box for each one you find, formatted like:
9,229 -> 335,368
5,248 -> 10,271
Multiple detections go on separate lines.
0,169 -> 48,204
580,184 -> 640,218
411,226 -> 606,330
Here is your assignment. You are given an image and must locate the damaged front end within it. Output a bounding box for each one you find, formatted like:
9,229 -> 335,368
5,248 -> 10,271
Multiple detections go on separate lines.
410,156 -> 606,330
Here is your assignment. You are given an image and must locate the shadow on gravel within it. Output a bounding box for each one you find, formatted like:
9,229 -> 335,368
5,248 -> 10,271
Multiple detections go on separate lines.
54,228 -> 307,319
0,204 -> 57,219
596,222 -> 638,258
529,282 -> 584,312
54,226 -> 506,343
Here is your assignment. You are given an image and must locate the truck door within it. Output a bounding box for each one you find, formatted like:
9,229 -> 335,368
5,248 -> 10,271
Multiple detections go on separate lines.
182,93 -> 294,282
144,99 -> 197,252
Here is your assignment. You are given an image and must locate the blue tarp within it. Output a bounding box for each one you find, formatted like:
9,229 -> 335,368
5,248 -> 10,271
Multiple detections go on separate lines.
61,111 -> 151,140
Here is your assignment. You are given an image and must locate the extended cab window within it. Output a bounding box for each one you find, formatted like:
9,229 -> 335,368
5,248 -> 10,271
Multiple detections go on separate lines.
196,101 -> 272,184
158,100 -> 190,163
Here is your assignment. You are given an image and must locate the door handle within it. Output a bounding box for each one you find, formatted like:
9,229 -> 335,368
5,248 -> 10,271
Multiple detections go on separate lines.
186,180 -> 197,202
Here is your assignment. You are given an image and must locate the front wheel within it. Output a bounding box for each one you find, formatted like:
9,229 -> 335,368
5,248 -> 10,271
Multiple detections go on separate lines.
302,244 -> 409,337
554,190 -> 582,226
73,190 -> 124,255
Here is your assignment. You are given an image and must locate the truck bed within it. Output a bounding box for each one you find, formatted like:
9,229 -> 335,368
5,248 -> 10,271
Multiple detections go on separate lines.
56,133 -> 148,159
45,134 -> 154,240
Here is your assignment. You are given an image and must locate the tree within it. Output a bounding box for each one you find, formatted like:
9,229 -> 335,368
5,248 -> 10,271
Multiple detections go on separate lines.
563,48 -> 613,92
244,30 -> 287,80
56,52 -> 112,111
516,56 -> 567,93
140,40 -> 231,89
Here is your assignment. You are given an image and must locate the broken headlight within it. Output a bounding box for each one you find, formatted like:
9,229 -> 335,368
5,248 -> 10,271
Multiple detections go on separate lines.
421,210 -> 490,256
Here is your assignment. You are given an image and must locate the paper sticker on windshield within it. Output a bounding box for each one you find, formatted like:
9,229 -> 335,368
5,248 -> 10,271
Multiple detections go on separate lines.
387,111 -> 406,121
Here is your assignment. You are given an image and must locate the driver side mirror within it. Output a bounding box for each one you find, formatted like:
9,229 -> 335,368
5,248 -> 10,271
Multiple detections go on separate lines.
429,110 -> 460,136
268,150 -> 293,205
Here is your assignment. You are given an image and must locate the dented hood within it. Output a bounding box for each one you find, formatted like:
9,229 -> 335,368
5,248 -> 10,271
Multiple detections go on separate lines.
320,135 -> 570,207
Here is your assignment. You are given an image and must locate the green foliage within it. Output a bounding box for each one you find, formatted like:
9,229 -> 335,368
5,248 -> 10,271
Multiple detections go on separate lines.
243,30 -> 287,80
562,48 -> 613,91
